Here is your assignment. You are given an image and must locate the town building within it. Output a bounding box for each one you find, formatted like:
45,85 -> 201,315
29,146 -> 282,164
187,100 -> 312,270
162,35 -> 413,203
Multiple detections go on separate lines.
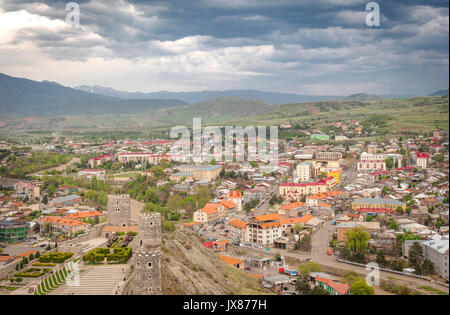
415,152 -> 431,170
89,154 -> 115,168
14,181 -> 40,199
315,151 -> 343,161
279,177 -> 336,201
118,153 -> 171,164
351,197 -> 406,211
226,190 -> 243,212
0,220 -> 29,243
336,222 -> 381,242
176,165 -> 222,182
246,214 -> 283,245
78,169 -> 105,180
193,203 -> 225,224
296,162 -> 312,182
40,217 -> 88,236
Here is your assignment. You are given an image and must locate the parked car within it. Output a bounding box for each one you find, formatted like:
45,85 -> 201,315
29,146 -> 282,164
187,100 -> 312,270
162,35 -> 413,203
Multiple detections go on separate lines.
245,266 -> 251,271
327,249 -> 332,256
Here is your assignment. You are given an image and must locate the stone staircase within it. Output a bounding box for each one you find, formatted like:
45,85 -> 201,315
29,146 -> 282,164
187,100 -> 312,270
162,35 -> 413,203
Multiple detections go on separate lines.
50,264 -> 130,295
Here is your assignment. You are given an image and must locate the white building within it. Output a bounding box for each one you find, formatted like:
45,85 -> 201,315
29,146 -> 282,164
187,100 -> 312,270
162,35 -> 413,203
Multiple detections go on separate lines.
296,162 -> 312,182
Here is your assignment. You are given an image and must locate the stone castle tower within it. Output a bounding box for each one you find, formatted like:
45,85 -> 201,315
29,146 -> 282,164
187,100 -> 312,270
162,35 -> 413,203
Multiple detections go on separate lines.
131,212 -> 162,295
107,194 -> 130,226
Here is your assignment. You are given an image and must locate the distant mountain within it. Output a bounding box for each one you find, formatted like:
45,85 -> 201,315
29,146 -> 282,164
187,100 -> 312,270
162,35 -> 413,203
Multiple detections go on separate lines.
338,93 -> 382,101
430,89 -> 449,96
75,85 -> 341,104
0,73 -> 186,116
156,96 -> 278,125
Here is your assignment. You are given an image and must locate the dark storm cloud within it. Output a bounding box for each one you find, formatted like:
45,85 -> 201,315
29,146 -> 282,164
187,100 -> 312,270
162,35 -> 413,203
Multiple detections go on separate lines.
0,0 -> 448,94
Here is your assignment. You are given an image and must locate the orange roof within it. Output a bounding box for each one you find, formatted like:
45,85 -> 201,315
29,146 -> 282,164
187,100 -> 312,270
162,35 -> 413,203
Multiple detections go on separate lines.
279,201 -> 306,210
260,222 -> 282,229
65,210 -> 104,219
328,191 -> 342,197
315,276 -> 350,295
307,193 -> 329,200
41,216 -> 88,227
219,200 -> 237,209
247,273 -> 263,279
318,203 -> 331,208
201,203 -> 220,215
184,222 -> 202,227
280,217 -> 304,225
218,255 -> 244,265
297,214 -> 314,223
254,213 -> 282,222
229,219 -> 248,230
227,190 -> 242,199
17,250 -> 37,257
0,256 -> 13,262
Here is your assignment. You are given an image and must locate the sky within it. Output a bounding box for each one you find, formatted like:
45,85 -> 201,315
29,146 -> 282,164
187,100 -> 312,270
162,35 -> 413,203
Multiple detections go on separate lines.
0,0 -> 448,95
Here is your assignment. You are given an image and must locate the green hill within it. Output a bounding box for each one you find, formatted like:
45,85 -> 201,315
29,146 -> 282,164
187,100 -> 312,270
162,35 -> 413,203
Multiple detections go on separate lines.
231,95 -> 449,133
154,96 -> 278,125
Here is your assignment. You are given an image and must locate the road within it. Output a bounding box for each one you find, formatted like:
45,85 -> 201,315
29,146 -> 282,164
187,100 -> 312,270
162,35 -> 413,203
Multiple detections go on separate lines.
29,157 -> 81,176
254,184 -> 279,216
232,221 -> 449,294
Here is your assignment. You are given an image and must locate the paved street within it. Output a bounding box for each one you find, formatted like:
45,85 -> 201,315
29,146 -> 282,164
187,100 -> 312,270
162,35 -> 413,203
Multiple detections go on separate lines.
232,221 -> 448,294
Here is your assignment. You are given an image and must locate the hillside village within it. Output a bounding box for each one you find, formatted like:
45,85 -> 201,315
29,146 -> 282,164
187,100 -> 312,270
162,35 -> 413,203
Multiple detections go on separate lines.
0,127 -> 449,296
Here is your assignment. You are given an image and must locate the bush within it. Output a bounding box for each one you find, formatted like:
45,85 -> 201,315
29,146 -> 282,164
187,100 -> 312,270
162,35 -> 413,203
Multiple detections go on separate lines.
39,252 -> 73,263
32,263 -> 56,267
15,268 -> 51,278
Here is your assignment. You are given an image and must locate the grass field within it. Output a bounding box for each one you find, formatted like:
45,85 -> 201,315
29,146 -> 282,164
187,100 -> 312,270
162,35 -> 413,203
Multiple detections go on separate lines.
0,95 -> 447,136
232,95 -> 449,134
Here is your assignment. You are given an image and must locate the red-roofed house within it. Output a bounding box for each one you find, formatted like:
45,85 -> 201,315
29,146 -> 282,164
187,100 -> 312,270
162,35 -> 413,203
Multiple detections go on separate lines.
193,203 -> 225,224
89,154 -> 115,168
315,276 -> 351,295
227,190 -> 243,212
40,217 -> 88,236
415,152 -> 431,169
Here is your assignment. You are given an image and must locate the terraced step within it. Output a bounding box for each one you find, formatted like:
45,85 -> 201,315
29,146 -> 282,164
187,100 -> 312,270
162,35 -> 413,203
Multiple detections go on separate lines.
50,265 -> 129,295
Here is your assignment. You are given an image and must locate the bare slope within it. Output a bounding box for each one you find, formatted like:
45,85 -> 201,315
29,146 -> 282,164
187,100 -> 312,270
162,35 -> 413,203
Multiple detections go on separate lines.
161,228 -> 269,295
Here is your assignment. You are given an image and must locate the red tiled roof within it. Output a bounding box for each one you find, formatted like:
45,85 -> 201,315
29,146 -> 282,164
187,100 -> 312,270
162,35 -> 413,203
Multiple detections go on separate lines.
227,190 -> 242,199
219,255 -> 244,265
219,200 -> 237,209
229,219 -> 248,230
315,276 -> 350,295
416,152 -> 431,158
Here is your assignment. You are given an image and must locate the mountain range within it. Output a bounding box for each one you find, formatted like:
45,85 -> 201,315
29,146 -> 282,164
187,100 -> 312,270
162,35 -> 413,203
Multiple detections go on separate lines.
430,89 -> 449,96
74,85 -> 341,104
0,73 -> 186,116
0,72 -> 447,133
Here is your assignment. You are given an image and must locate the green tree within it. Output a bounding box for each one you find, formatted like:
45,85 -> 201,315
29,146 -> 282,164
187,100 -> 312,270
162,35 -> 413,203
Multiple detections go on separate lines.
376,251 -> 388,268
296,280 -> 312,295
422,259 -> 435,275
389,219 -> 399,231
274,252 -> 281,261
408,241 -> 424,268
351,280 -> 375,295
345,227 -> 370,253
385,157 -> 394,170
298,262 -> 322,280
